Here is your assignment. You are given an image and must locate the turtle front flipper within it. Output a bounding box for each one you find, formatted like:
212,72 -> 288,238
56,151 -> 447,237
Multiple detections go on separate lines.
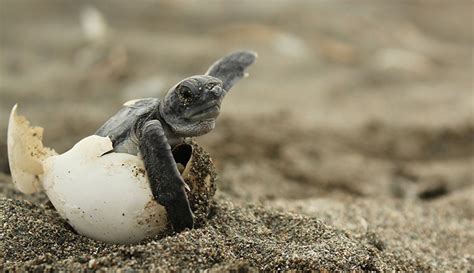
138,120 -> 194,232
205,50 -> 257,92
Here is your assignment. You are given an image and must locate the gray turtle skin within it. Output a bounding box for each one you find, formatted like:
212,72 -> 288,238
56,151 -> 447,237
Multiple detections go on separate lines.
95,50 -> 257,232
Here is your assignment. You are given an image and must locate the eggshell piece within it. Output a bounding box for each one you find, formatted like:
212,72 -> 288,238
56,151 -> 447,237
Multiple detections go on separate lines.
7,104 -> 56,194
7,104 -> 217,244
42,135 -> 167,244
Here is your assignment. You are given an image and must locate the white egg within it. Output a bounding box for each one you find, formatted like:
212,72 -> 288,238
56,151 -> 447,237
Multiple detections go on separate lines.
42,135 -> 167,244
7,105 -> 215,244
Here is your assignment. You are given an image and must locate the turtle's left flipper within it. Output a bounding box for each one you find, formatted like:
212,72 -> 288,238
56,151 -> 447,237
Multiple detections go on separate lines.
139,120 -> 194,232
205,50 -> 257,92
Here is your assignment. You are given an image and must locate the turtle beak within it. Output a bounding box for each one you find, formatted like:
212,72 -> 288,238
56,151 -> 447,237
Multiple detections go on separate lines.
209,85 -> 225,98
187,100 -> 221,121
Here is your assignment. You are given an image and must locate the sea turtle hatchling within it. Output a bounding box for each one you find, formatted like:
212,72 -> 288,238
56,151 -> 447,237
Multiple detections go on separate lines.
94,50 -> 257,232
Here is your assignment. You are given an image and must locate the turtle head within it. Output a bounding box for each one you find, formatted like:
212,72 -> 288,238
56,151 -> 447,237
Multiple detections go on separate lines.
160,50 -> 257,137
160,75 -> 225,137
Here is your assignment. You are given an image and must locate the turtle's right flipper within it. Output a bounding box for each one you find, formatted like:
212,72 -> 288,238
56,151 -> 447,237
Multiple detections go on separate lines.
138,120 -> 194,232
205,50 -> 257,92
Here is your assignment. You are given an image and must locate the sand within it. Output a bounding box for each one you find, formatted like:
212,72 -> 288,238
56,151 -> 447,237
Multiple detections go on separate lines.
1,0 -> 473,271
2,172 -> 473,271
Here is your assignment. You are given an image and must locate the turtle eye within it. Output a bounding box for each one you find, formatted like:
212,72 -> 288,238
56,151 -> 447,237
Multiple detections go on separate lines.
177,85 -> 194,104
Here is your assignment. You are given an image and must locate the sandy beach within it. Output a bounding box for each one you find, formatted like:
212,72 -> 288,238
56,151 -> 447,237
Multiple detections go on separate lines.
1,0 -> 473,270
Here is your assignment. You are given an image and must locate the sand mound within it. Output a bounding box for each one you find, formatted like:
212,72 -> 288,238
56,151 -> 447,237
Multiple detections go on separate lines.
2,173 -> 472,271
0,195 -> 394,271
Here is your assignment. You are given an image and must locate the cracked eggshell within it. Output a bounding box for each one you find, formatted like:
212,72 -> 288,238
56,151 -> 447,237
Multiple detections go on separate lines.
42,135 -> 168,244
8,105 -> 218,244
7,104 -> 57,194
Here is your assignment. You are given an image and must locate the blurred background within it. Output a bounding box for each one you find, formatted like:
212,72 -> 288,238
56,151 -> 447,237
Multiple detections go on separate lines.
1,0 -> 473,203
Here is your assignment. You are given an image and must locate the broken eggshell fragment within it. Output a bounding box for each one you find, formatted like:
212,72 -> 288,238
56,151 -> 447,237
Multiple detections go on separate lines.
7,105 -> 216,244
7,104 -> 57,194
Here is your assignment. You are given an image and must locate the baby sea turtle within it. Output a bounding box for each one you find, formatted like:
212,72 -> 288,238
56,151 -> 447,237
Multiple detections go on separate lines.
95,50 -> 257,232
